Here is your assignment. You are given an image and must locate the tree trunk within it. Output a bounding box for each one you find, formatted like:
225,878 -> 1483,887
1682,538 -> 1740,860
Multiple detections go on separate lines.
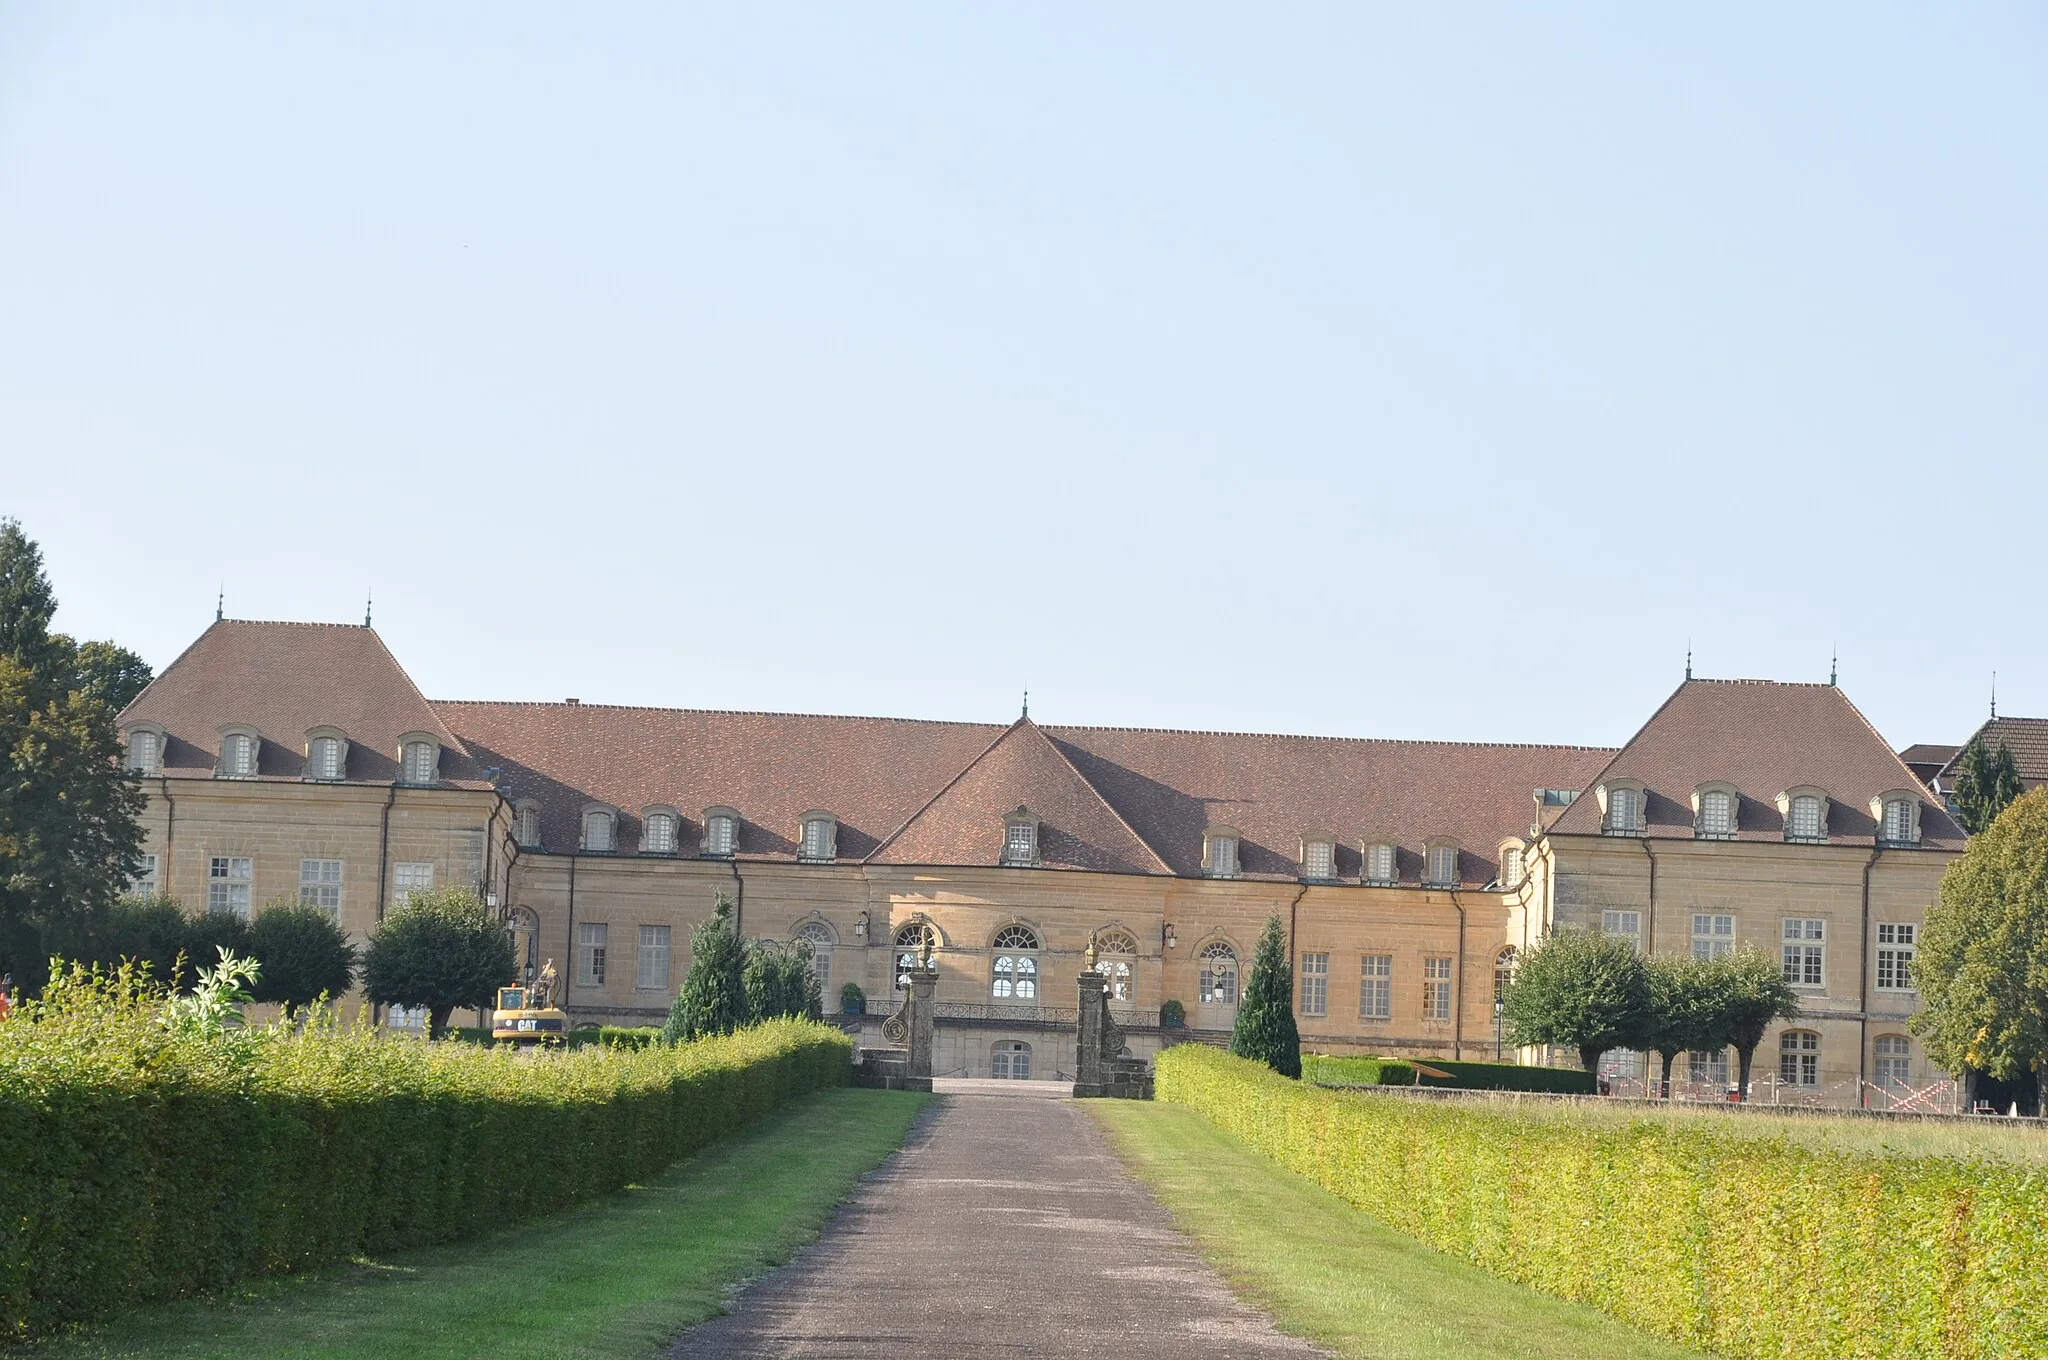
1735,1045 -> 1756,1102
1659,1050 -> 1676,1100
429,1004 -> 454,1039
1580,1045 -> 1604,1078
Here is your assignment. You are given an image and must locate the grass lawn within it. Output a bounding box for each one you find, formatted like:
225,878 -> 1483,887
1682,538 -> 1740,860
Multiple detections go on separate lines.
1090,1100 -> 1712,1360
23,1088 -> 927,1360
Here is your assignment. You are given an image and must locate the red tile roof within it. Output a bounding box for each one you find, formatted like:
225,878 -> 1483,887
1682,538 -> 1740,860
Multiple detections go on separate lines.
1936,718 -> 2048,792
1548,679 -> 1966,849
871,719 -> 1171,873
119,621 -> 489,787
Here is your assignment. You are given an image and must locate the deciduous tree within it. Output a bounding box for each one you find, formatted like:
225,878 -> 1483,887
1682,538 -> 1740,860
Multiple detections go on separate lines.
1230,914 -> 1302,1079
1643,952 -> 1721,1099
361,887 -> 514,1038
1501,928 -> 1652,1076
1701,945 -> 1799,1101
248,900 -> 357,1016
1913,788 -> 2048,1091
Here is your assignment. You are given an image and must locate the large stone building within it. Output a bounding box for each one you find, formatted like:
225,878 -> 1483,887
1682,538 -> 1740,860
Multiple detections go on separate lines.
118,618 -> 1966,1107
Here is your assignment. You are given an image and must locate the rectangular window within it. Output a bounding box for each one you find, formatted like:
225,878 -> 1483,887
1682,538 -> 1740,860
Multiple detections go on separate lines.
1602,910 -> 1643,950
636,925 -> 670,991
1207,836 -> 1238,878
1876,922 -> 1916,991
1607,787 -> 1638,833
1699,791 -> 1733,837
1359,955 -> 1392,1019
1782,918 -> 1825,988
1423,956 -> 1453,1021
1788,796 -> 1823,840
644,814 -> 674,854
1303,841 -> 1334,880
1882,800 -> 1914,843
1779,1030 -> 1820,1086
1003,821 -> 1036,864
393,862 -> 434,906
707,816 -> 735,857
298,858 -> 343,917
1691,913 -> 1735,960
801,819 -> 832,860
1366,844 -> 1396,884
130,853 -> 159,897
1874,1036 -> 1911,1088
1499,846 -> 1524,888
207,856 -> 252,918
1688,1047 -> 1730,1087
579,922 -> 608,986
1426,846 -> 1457,886
1299,952 -> 1328,1017
404,742 -> 436,784
129,730 -> 160,775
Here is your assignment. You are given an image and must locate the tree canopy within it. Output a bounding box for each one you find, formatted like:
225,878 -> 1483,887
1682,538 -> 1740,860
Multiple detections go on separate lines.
0,520 -> 151,988
1230,914 -> 1302,1079
1702,945 -> 1799,1100
1642,952 -> 1722,1098
1501,928 -> 1652,1074
361,887 -> 514,1038
664,893 -> 746,1042
1914,788 -> 2048,1084
1952,735 -> 2024,836
248,901 -> 357,1015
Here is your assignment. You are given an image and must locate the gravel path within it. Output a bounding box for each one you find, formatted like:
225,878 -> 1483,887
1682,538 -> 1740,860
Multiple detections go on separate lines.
668,1084 -> 1323,1359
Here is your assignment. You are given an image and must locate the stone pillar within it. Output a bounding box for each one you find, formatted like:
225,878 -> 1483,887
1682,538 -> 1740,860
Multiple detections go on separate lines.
1074,968 -> 1108,1094
905,964 -> 936,1081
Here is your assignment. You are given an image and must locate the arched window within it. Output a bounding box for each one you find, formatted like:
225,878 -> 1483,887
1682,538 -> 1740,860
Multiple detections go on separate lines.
1874,1034 -> 1911,1088
1204,829 -> 1240,879
640,811 -> 676,854
1605,786 -> 1640,835
992,924 -> 1041,999
218,730 -> 257,778
401,739 -> 438,786
795,921 -> 834,992
1698,788 -> 1736,839
991,1040 -> 1032,1080
1198,941 -> 1238,1005
582,809 -> 615,853
702,808 -> 739,857
1498,844 -> 1525,889
127,729 -> 161,775
1301,837 -> 1336,881
507,907 -> 541,982
1493,946 -> 1517,1009
1782,792 -> 1826,842
514,801 -> 542,849
1425,844 -> 1459,887
895,921 -> 935,991
1778,1029 -> 1820,1086
799,813 -> 837,862
1881,797 -> 1917,845
1364,843 -> 1397,885
308,735 -> 344,781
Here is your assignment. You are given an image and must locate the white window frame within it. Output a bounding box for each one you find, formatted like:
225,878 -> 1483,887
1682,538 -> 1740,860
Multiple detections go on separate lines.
1785,794 -> 1825,842
1602,910 -> 1643,950
1781,918 -> 1825,988
1423,956 -> 1454,1021
218,731 -> 257,779
1603,784 -> 1643,836
515,803 -> 542,849
1360,954 -> 1392,1020
636,924 -> 670,991
1689,1047 -> 1731,1087
1881,798 -> 1917,845
991,924 -> 1041,999
578,921 -> 608,986
1425,844 -> 1458,887
1001,817 -> 1039,866
128,729 -> 161,775
1205,832 -> 1240,879
1299,951 -> 1329,1017
1691,913 -> 1735,960
1198,942 -> 1238,1005
298,858 -> 343,917
991,1040 -> 1032,1079
799,816 -> 837,863
1873,1034 -> 1911,1088
1499,844 -> 1525,889
582,809 -> 615,853
1364,843 -> 1396,885
1697,789 -> 1735,839
1778,1028 -> 1820,1086
401,740 -> 438,786
642,811 -> 677,855
795,922 -> 834,993
307,735 -> 346,781
130,852 -> 160,897
392,861 -> 434,907
1876,922 -> 1916,991
207,856 -> 253,918
1301,839 -> 1335,882
704,811 -> 738,858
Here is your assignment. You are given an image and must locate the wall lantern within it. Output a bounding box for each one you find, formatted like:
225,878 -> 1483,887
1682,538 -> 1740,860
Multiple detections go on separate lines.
855,911 -> 870,939
1164,923 -> 1178,949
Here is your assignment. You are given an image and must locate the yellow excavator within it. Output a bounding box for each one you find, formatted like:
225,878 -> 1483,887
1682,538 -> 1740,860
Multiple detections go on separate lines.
491,959 -> 569,1047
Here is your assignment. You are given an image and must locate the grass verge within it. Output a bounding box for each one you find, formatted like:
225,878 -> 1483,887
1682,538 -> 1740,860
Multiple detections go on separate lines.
23,1088 -> 927,1360
1089,1100 -> 1711,1360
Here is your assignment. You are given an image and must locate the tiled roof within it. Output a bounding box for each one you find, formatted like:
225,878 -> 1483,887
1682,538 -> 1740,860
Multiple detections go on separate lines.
1898,743 -> 1960,767
870,719 -> 1171,873
1049,728 -> 1613,885
1935,718 -> 2048,791
437,701 -> 1002,859
1548,679 -> 1966,849
118,621 -> 489,787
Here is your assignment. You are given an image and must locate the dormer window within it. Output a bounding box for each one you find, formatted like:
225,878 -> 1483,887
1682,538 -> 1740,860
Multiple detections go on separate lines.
1300,837 -> 1336,882
399,736 -> 439,786
799,813 -> 838,863
1002,809 -> 1040,867
514,801 -> 542,849
1598,781 -> 1645,836
1498,842 -> 1525,889
702,807 -> 739,857
126,727 -> 162,775
1874,791 -> 1921,846
1203,828 -> 1241,879
643,809 -> 679,855
1425,843 -> 1459,887
1777,787 -> 1829,843
217,728 -> 258,779
582,808 -> 615,853
1363,842 -> 1397,885
305,729 -> 348,782
1694,785 -> 1737,840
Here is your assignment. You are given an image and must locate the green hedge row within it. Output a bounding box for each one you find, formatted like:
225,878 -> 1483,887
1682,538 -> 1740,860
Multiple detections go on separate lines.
1159,1044 -> 2048,1359
447,1024 -> 665,1050
0,973 -> 850,1340
1302,1053 -> 1595,1094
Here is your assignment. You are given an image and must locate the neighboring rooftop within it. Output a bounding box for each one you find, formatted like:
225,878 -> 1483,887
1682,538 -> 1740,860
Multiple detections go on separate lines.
1935,717 -> 2048,793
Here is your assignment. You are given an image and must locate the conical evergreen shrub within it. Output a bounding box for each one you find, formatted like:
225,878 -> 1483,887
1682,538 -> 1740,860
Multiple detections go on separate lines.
1230,914 -> 1301,1078
663,892 -> 746,1042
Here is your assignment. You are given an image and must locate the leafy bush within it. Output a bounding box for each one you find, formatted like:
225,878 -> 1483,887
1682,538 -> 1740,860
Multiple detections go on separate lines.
1159,1044 -> 2048,1359
247,901 -> 356,1015
1302,1054 -> 1593,1093
743,936 -> 820,1024
0,964 -> 851,1340
1159,998 -> 1185,1029
840,982 -> 865,1016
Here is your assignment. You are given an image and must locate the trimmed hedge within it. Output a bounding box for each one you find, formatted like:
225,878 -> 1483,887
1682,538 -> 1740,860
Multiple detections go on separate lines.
0,972 -> 850,1340
1160,1044 -> 2048,1359
447,1024 -> 664,1049
1303,1053 -> 1595,1094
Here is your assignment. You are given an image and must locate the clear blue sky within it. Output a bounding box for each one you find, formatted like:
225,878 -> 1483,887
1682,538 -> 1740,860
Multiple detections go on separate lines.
3,5 -> 2042,751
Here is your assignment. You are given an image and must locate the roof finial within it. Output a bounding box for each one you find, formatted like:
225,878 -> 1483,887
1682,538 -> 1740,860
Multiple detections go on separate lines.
1685,641 -> 1692,681
1829,645 -> 1837,687
1021,688 -> 1029,720
365,590 -> 373,628
215,585 -> 224,622
1991,671 -> 1998,720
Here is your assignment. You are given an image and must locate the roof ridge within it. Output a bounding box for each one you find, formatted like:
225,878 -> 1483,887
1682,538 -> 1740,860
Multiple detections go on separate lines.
1051,722 -> 1616,752
431,698 -> 1005,731
217,618 -> 372,630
